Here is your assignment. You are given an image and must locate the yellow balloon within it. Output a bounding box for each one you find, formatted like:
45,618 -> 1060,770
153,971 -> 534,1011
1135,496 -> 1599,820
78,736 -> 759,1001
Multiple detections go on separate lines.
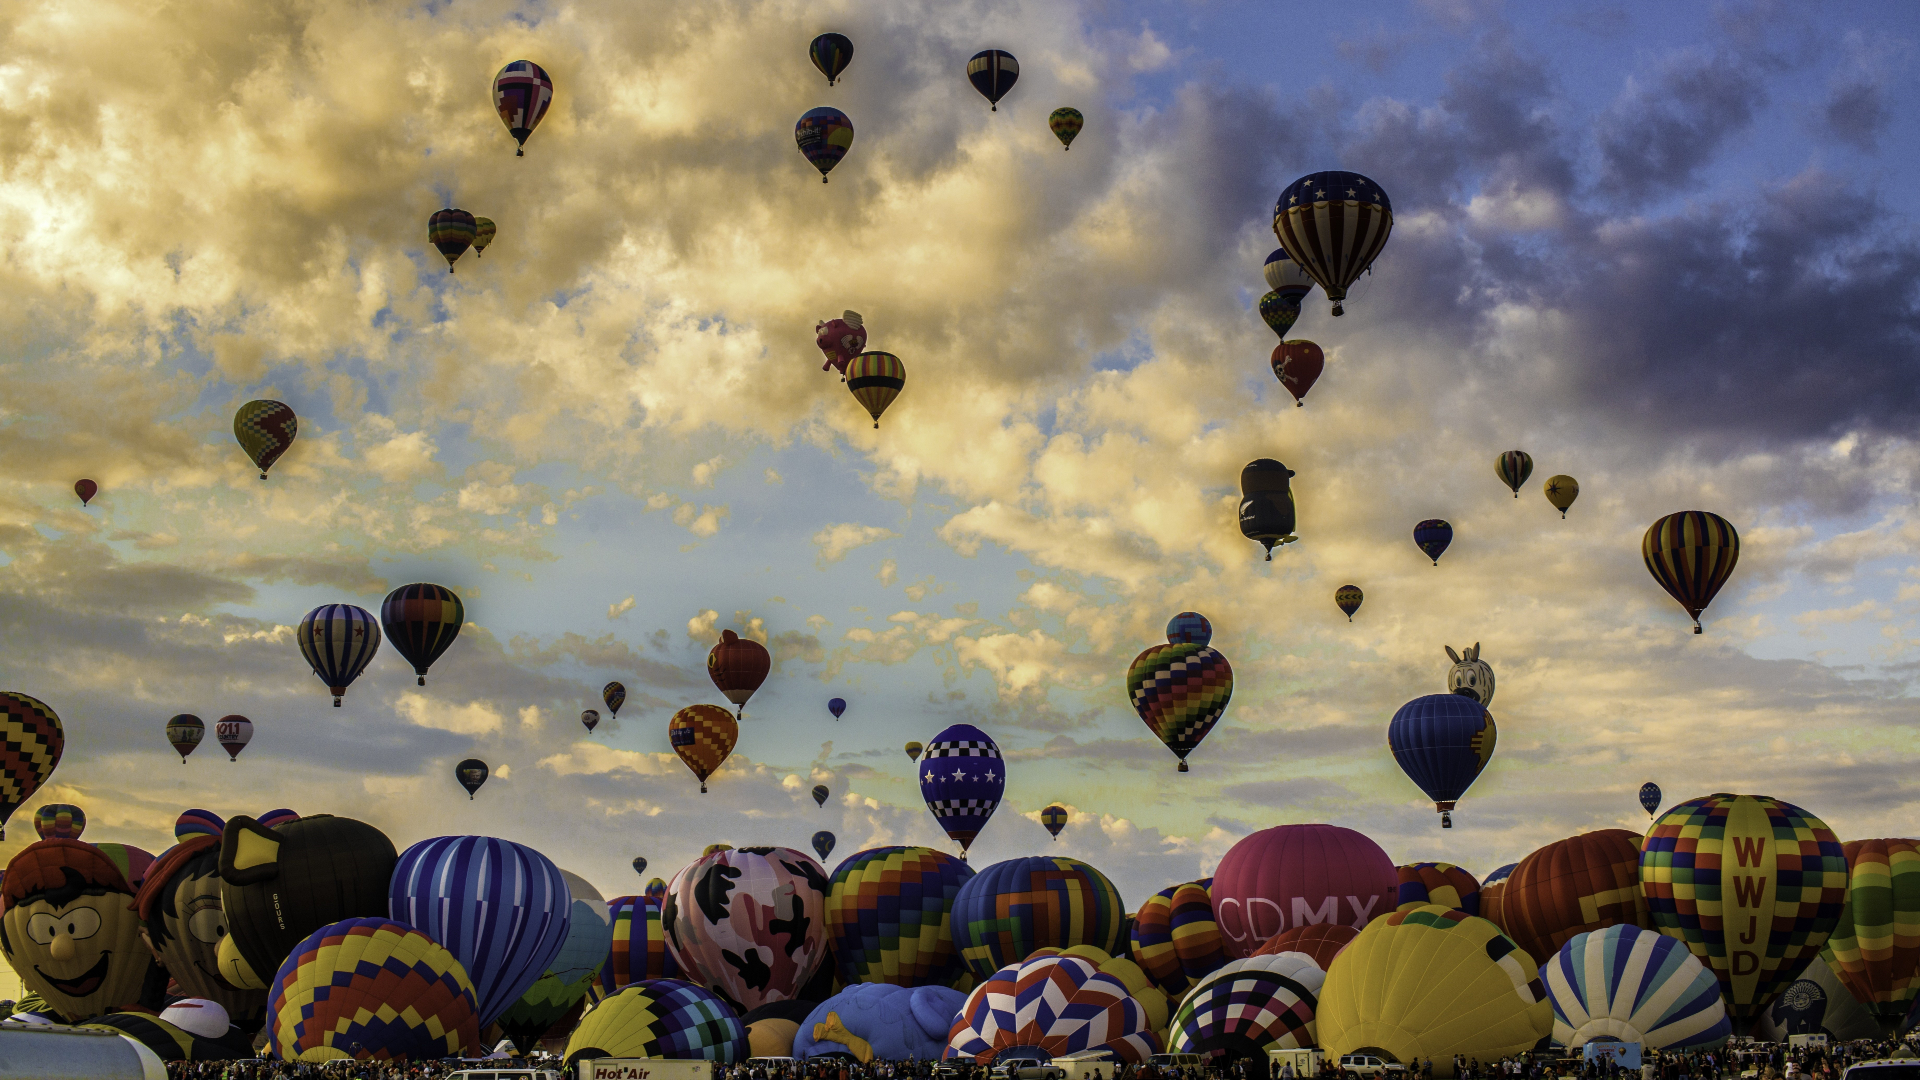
1317,905 -> 1551,1078
1543,475 -> 1579,518
904,741 -> 923,762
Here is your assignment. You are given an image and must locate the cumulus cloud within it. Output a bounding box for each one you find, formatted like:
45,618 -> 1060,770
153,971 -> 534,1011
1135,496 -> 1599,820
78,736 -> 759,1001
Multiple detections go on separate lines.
813,523 -> 898,565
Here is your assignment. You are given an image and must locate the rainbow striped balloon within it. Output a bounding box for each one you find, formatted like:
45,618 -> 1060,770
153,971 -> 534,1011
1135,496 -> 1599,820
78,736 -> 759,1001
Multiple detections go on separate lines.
847,351 -> 905,428
1129,878 -> 1226,994
1821,838 -> 1920,1026
596,894 -> 680,1002
31,802 -> 84,842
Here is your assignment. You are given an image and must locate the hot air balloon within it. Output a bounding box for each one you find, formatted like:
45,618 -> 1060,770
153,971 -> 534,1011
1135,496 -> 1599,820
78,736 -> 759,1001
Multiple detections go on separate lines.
810,33 -> 854,85
1049,107 -> 1083,149
1239,459 -> 1298,559
493,60 -> 553,156
950,856 -> 1127,981
829,697 -> 848,720
1165,611 -> 1213,646
454,758 -> 488,799
709,629 -> 771,716
428,208 -> 476,272
390,835 -> 571,1027
1644,512 -> 1740,634
266,917 -> 481,1061
1821,839 -> 1920,1034
1544,475 -> 1579,518
296,603 -> 380,706
918,723 -> 1003,857
1444,643 -> 1495,706
1317,906 -> 1552,1068
1169,952 -> 1323,1059
1481,863 -> 1518,932
1129,879 -> 1228,995
662,845 -> 830,1012
814,312 -> 867,377
813,831 -> 836,862
1126,642 -> 1232,773
947,946 -> 1166,1063
0,692 -> 63,840
233,399 -> 297,479
848,351 -> 904,428
472,216 -> 495,257
1414,519 -> 1453,565
668,704 -> 737,793
1271,340 -> 1324,407
1211,824 -> 1397,959
1387,693 -> 1496,828
214,714 -> 252,761
1335,585 -> 1363,622
166,713 -> 204,762
174,808 -> 225,841
1544,923 -> 1732,1051
1640,782 -> 1662,817
1041,805 -> 1068,840
74,479 -> 96,506
581,709 -> 600,732
1264,249 -> 1316,296
825,845 -> 975,988
1258,292 -> 1300,339
903,740 -> 922,761
596,894 -> 682,1001
1643,794 -> 1851,1028
1271,171 -> 1393,317
564,979 -> 748,1066
604,681 -> 626,716
32,803 -> 84,841
966,50 -> 1018,110
795,107 -> 855,182
812,784 -> 830,808
380,583 -> 464,686
497,868 -> 612,1054
1397,862 -> 1481,916
1254,923 -> 1358,971
1496,451 -> 1533,497
646,877 -> 668,900
215,814 -> 399,993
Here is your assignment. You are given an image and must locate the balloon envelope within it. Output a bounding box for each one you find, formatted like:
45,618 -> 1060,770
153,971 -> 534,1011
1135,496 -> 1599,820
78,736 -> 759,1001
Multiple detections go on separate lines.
73,479 -> 96,506
1640,782 -> 1662,817
1210,824 -> 1396,959
0,692 -> 64,840
811,784 -> 830,807
829,697 -> 847,719
217,814 -> 397,993
669,704 -> 738,792
1501,829 -> 1648,967
296,603 -> 380,706
918,723 -> 1004,855
966,50 -> 1018,109
267,916 -> 480,1062
809,33 -> 853,85
1335,585 -> 1363,622
1048,107 -> 1083,149
1387,694 -> 1496,826
1544,475 -> 1580,517
1496,451 -> 1534,496
1818,838 -> 1920,1030
1544,923 -> 1730,1050
214,714 -> 252,760
812,831 -> 835,862
1126,643 -> 1232,772
903,740 -> 922,761
1254,923 -> 1357,971
847,351 -> 904,427
1396,862 -> 1480,916
596,894 -> 681,1001
1168,952 -> 1323,1059
31,803 -> 84,841
945,946 -> 1164,1062
825,845 -> 975,988
166,713 -> 204,762
1271,171 -> 1392,316
1128,879 -> 1227,995
564,979 -> 748,1066
708,629 -> 770,709
1165,611 -> 1213,647
603,681 -> 626,716
662,846 -> 830,1012
1271,340 -> 1324,406
1643,511 -> 1740,633
1262,250 -> 1315,296
493,60 -> 553,155
950,856 -> 1127,982
1413,519 -> 1453,565
233,399 -> 297,479
582,709 -> 600,732
454,758 -> 488,798
427,208 -> 475,271
795,107 -> 855,181
1041,805 -> 1068,839
380,583 -> 464,686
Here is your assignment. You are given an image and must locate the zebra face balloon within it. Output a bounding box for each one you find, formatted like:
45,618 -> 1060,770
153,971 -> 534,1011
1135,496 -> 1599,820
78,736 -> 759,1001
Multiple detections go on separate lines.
1445,643 -> 1495,707
661,846 -> 831,1013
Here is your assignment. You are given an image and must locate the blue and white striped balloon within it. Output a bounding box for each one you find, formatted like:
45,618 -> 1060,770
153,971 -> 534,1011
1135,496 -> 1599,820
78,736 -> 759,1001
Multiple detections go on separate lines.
1544,923 -> 1730,1050
389,835 -> 572,1027
296,603 -> 381,706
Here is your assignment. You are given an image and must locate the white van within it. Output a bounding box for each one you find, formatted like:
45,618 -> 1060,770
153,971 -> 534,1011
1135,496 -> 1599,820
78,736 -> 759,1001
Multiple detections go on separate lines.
1270,1048 -> 1325,1078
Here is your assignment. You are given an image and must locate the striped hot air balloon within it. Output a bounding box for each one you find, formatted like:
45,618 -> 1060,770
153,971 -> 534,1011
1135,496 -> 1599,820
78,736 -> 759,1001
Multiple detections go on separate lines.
0,692 -> 64,841
428,209 -> 476,272
1271,172 -> 1392,317
1041,804 -> 1069,840
809,33 -> 854,86
847,351 -> 905,428
472,216 -> 495,257
966,50 -> 1018,111
32,802 -> 85,841
1643,511 -> 1740,633
267,917 -> 480,1061
380,583 -> 465,686
825,846 -> 974,988
296,603 -> 381,706
1822,839 -> 1920,1030
1128,879 -> 1227,995
1496,451 -> 1533,497
1543,924 -> 1731,1051
595,894 -> 682,1002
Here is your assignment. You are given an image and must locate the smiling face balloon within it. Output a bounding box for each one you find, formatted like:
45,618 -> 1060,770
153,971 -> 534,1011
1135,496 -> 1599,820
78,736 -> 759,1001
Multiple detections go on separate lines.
1,839 -> 155,1020
135,835 -> 267,1029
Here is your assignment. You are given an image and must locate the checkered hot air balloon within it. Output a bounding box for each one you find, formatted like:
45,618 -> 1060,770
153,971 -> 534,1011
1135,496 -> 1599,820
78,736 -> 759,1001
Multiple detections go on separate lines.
1126,643 -> 1232,773
847,351 -> 905,428
1271,171 -> 1393,317
662,845 -> 830,1012
0,692 -> 63,841
944,946 -> 1163,1062
1543,924 -> 1731,1051
564,979 -> 748,1066
795,107 -> 855,182
1129,879 -> 1228,995
296,604 -> 381,706
603,681 -> 626,716
1258,251 -> 1315,339
493,60 -> 553,156
669,704 -> 737,793
268,917 -> 481,1062
1389,693 -> 1496,829
1643,511 -> 1740,634
1822,839 -> 1920,1029
232,400 -> 297,480
1496,450 -> 1534,497
1640,782 -> 1662,817
1640,794 -> 1848,1025
32,803 -> 84,841
919,724 -> 1004,856
1168,952 -> 1323,1059
1164,611 -> 1212,647
951,856 -> 1128,982
596,894 -> 681,1002
1396,862 -> 1481,916
826,845 -> 976,988
380,583 -> 464,687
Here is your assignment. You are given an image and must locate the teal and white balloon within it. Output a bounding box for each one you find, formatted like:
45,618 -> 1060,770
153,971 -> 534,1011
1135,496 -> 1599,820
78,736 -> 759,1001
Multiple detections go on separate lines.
1543,924 -> 1730,1050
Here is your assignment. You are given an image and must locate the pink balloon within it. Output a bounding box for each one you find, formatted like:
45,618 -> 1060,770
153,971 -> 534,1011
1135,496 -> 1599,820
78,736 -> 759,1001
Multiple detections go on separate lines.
1209,823 -> 1397,958
814,312 -> 868,376
662,845 -> 831,1011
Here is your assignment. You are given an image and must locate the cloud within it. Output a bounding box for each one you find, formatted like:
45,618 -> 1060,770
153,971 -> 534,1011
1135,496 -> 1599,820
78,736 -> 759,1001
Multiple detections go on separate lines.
813,523 -> 898,566
608,596 -> 636,620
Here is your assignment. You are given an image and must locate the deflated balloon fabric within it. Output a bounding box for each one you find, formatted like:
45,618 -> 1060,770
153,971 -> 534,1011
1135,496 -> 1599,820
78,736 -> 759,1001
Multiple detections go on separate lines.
794,983 -> 967,1061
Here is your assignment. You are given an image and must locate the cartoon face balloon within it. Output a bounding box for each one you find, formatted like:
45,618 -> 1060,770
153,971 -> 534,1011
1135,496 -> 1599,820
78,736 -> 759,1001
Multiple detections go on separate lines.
1445,644 -> 1495,705
662,846 -> 831,1012
814,312 -> 868,376
135,835 -> 268,1027
1,840 -> 154,1020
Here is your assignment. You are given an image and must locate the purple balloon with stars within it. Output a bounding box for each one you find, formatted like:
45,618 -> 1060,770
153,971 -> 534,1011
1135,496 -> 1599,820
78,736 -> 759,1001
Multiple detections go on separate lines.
917,723 -> 1004,859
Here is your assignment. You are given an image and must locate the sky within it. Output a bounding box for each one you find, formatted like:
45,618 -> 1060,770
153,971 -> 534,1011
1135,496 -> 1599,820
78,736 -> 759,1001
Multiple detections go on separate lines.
1,0 -> 1918,934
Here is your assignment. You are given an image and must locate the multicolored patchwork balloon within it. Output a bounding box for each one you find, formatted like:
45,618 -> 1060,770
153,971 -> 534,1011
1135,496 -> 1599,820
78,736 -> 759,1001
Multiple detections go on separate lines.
1822,839 -> 1920,1028
1258,291 -> 1300,339
564,979 -> 748,1066
296,604 -> 381,707
1396,862 -> 1480,916
669,704 -> 738,793
1164,611 -> 1212,647
380,583 -> 464,686
268,917 -> 480,1062
826,845 -> 975,988
1544,923 -> 1730,1051
0,692 -> 63,841
662,846 -> 830,1012
493,60 -> 553,156
1387,693 -> 1496,828
1048,107 -> 1083,149
795,107 -> 855,182
1271,171 -> 1392,317
1640,793 -> 1848,1024
233,399 -> 297,480
31,802 -> 84,841
175,808 -> 225,841
1643,511 -> 1740,634
847,351 -> 905,428
951,856 -> 1127,982
1126,643 -> 1232,773
945,946 -> 1164,1062
1168,952 -> 1323,1058
918,724 -> 1004,856
1640,782 -> 1662,817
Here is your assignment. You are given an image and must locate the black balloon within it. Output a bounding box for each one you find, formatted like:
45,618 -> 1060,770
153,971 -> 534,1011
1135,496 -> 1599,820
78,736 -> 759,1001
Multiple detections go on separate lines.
1238,459 -> 1298,561
215,814 -> 398,990
455,758 -> 489,799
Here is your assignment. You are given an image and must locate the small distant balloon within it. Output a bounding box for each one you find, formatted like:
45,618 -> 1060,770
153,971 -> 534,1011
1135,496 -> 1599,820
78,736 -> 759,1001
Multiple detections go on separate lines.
1544,475 -> 1579,518
1271,339 -> 1324,407
215,714 -> 253,761
967,50 -> 1018,110
632,856 -> 647,877
812,830 -> 836,862
603,681 -> 626,717
1263,250 -> 1316,297
74,479 -> 97,506
795,106 -> 855,182
847,351 -> 905,428
428,208 -> 476,273
1258,292 -> 1300,339
581,709 -> 600,733
32,803 -> 84,841
828,697 -> 847,719
812,784 -> 830,808
1414,519 -> 1453,566
1335,585 -> 1364,622
493,60 -> 553,156
810,33 -> 853,85
903,740 -> 922,762
166,713 -> 205,763
233,399 -> 298,480
645,877 -> 667,901
1048,107 -> 1083,149
455,758 -> 489,800
472,217 -> 495,257
1639,782 -> 1661,818
1041,804 -> 1068,840
1165,611 -> 1213,647
1496,451 -> 1533,497
815,312 -> 867,378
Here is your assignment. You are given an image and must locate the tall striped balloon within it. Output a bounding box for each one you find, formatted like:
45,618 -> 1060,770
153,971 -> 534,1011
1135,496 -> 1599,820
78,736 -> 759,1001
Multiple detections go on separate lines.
380,583 -> 465,686
1271,171 -> 1392,317
427,209 -> 476,272
1130,879 -> 1226,995
1821,839 -> 1920,1028
389,835 -> 572,1027
1496,451 -> 1534,497
296,604 -> 381,706
847,351 -> 905,428
596,894 -> 681,1002
1642,511 -> 1740,634
1543,923 -> 1730,1050
0,692 -> 63,841
826,845 -> 975,988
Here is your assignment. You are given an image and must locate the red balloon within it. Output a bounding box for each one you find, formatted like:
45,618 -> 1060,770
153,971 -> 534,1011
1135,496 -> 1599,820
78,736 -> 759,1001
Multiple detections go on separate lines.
1271,340 -> 1324,407
1500,828 -> 1649,967
74,479 -> 97,506
1253,922 -> 1357,970
1209,823 -> 1397,958
707,629 -> 770,711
